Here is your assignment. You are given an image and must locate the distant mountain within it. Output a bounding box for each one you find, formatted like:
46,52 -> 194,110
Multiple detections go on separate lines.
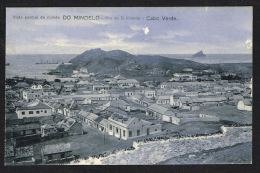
54,48 -> 251,80
55,48 -> 209,77
193,50 -> 206,57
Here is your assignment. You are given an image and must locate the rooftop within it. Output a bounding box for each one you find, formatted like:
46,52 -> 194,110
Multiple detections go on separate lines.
118,79 -> 139,84
42,143 -> 71,155
148,104 -> 169,115
18,100 -> 52,110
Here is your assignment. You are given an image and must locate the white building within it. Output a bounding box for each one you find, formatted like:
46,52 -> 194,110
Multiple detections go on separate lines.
144,89 -> 156,98
237,99 -> 252,111
170,73 -> 197,82
16,100 -> 52,119
117,79 -> 139,88
108,113 -> 162,140
31,84 -> 43,90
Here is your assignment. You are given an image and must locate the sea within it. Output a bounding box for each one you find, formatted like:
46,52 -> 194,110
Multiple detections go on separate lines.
5,54 -> 252,81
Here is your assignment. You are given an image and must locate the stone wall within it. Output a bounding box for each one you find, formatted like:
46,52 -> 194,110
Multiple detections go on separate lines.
69,126 -> 252,165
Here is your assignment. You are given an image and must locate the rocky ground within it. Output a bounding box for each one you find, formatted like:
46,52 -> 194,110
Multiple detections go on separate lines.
157,142 -> 252,164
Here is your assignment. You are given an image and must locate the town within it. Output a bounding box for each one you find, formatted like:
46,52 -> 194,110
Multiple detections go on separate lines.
5,65 -> 252,165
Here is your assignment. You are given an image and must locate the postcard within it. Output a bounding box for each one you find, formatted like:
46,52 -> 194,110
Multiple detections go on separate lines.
5,7 -> 252,165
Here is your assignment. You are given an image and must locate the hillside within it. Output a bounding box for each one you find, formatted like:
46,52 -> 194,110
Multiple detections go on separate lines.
54,48 -> 252,81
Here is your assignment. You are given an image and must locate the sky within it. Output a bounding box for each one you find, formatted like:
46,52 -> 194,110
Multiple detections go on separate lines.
6,7 -> 252,54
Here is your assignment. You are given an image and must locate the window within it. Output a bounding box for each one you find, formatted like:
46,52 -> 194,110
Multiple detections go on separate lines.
137,130 -> 140,136
22,112 -> 25,115
41,110 -> 43,112
116,127 -> 118,133
155,129 -> 157,131
44,110 -> 47,113
29,111 -> 33,114
123,130 -> 125,136
129,131 -> 132,137
36,111 -> 40,114
48,155 -> 52,160
61,153 -> 65,159
110,125 -> 112,130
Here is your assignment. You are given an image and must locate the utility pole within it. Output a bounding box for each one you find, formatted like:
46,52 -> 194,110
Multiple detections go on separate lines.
104,129 -> 106,145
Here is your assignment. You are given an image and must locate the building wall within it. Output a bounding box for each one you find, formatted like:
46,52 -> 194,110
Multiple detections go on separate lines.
145,91 -> 156,98
43,151 -> 73,162
125,91 -> 134,97
156,99 -> 170,104
23,91 -> 43,102
16,109 -> 52,119
108,121 -> 128,140
143,124 -> 162,134
127,119 -> 143,138
244,105 -> 252,111
170,96 -> 175,106
237,101 -> 252,111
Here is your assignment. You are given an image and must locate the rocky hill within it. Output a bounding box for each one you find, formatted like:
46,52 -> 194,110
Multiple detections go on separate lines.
54,48 -> 252,81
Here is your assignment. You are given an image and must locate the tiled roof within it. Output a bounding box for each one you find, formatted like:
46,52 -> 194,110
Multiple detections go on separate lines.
140,119 -> 152,126
6,123 -> 41,132
109,113 -> 136,127
114,75 -> 126,80
179,97 -> 193,104
157,95 -> 170,100
42,143 -> 71,155
92,81 -> 109,85
18,100 -> 52,110
148,104 -> 169,115
14,82 -> 29,88
123,87 -> 136,92
118,79 -> 139,84
99,119 -> 108,127
94,116 -> 104,123
109,100 -> 129,107
86,113 -> 99,121
82,105 -> 100,114
105,106 -> 128,116
140,96 -> 155,103
78,110 -> 90,118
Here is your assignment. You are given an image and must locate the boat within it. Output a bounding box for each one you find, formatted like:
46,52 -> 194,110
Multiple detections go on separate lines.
5,63 -> 10,66
36,59 -> 58,64
192,50 -> 206,57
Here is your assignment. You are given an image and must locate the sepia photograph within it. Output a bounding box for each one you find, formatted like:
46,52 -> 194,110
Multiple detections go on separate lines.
5,7 -> 252,165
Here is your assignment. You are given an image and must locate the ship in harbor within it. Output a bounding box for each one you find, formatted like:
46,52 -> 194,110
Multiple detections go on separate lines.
36,59 -> 58,64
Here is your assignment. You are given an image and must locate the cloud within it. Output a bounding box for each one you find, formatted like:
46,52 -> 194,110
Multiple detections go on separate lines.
245,39 -> 252,49
154,30 -> 191,40
143,27 -> 149,35
6,7 -> 253,54
130,25 -> 143,31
